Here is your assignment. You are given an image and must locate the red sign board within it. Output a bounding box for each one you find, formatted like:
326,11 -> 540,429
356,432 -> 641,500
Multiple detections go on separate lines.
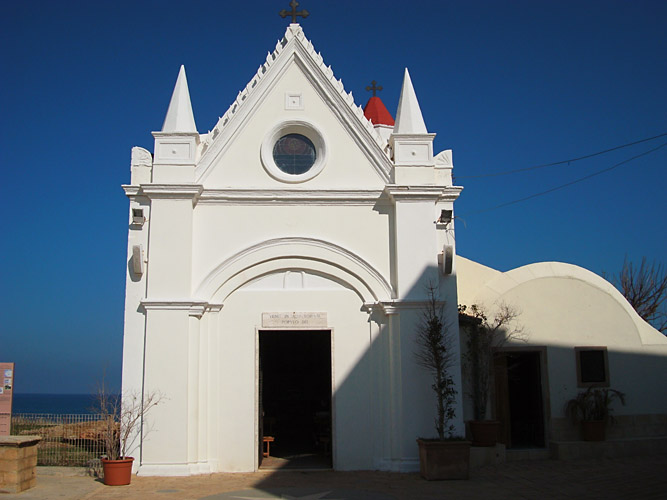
0,362 -> 15,436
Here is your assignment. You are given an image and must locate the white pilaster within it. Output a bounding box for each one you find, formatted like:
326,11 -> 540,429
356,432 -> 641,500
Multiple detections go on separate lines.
135,181 -> 200,473
386,308 -> 403,470
198,313 -> 209,468
187,313 -> 200,468
139,305 -> 190,472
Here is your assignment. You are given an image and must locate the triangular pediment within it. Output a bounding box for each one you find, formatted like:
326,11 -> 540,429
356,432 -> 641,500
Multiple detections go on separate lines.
195,24 -> 392,188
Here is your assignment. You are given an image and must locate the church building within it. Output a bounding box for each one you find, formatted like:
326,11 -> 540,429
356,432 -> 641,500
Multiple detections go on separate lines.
121,22 -> 667,476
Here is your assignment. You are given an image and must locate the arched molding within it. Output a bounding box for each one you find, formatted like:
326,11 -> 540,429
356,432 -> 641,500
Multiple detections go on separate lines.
195,237 -> 394,304
474,261 -> 666,346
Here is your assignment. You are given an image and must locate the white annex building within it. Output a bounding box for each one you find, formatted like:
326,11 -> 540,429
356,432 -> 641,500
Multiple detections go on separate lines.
121,23 -> 667,475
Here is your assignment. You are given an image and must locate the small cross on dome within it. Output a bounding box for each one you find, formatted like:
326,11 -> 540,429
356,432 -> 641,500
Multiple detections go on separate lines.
279,1 -> 309,23
366,80 -> 383,97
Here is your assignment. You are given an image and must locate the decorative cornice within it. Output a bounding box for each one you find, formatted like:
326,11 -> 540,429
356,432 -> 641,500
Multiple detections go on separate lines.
390,133 -> 437,142
195,24 -> 392,183
188,304 -> 207,317
141,300 -> 203,310
123,184 -> 204,200
434,149 -> 453,168
384,185 -> 463,203
363,302 -> 398,316
364,299 -> 442,316
152,132 -> 200,139
131,147 -> 153,167
198,189 -> 384,205
141,299 -> 223,317
123,185 -> 392,205
122,185 -> 141,197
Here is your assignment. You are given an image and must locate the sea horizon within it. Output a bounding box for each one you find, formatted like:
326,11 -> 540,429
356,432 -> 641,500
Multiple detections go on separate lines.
11,393 -> 119,415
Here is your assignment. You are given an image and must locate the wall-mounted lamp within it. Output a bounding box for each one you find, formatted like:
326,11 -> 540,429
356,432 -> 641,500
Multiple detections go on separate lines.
132,208 -> 145,226
437,209 -> 453,225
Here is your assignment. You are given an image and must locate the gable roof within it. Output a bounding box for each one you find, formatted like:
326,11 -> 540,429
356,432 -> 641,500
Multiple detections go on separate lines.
196,24 -> 393,183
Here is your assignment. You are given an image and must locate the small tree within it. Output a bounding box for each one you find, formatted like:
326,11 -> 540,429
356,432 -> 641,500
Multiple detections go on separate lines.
459,303 -> 524,421
607,257 -> 667,334
415,284 -> 458,440
565,387 -> 626,424
95,384 -> 163,460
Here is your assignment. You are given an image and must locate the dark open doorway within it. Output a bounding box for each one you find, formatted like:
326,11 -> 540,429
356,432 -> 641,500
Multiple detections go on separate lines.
259,330 -> 332,469
495,351 -> 546,448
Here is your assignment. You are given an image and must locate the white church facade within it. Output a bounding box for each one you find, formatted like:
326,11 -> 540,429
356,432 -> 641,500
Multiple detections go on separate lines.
121,24 -> 667,476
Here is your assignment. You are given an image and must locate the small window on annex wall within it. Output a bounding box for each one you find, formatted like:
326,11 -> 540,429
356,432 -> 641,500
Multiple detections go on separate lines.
575,347 -> 610,387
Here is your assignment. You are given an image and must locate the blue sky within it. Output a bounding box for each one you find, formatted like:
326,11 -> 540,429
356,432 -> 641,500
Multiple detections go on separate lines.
1,1 -> 665,393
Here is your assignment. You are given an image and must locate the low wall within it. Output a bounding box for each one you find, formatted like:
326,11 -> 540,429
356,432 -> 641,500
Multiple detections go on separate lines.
551,436 -> 667,460
550,414 -> 667,461
0,435 -> 42,493
551,414 -> 667,441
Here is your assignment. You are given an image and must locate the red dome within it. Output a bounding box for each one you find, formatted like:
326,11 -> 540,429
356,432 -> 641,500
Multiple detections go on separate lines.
363,96 -> 395,126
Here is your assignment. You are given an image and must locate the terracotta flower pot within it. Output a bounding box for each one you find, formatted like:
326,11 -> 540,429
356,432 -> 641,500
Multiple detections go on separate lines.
416,439 -> 471,480
581,420 -> 606,441
469,420 -> 500,447
102,457 -> 134,486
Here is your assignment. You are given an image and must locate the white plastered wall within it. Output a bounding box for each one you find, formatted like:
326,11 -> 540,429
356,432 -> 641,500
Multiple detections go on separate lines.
457,257 -> 667,426
191,204 -> 392,297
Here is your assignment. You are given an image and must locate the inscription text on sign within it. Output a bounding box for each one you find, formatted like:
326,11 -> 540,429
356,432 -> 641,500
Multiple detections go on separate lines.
262,312 -> 327,328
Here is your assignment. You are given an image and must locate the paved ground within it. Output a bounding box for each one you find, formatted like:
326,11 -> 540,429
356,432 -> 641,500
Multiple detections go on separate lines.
4,454 -> 667,500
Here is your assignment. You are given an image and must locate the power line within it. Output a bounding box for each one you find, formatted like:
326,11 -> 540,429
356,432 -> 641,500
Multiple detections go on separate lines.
458,141 -> 667,217
455,132 -> 667,180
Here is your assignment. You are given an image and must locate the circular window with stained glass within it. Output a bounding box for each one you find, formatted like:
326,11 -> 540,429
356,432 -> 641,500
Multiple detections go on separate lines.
261,120 -> 326,183
272,133 -> 316,175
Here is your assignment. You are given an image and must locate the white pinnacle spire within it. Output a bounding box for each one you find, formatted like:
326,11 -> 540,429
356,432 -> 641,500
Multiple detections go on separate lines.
161,65 -> 197,133
393,68 -> 428,134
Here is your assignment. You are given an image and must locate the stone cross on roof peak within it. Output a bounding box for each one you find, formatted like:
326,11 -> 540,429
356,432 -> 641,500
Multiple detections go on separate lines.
279,1 -> 309,23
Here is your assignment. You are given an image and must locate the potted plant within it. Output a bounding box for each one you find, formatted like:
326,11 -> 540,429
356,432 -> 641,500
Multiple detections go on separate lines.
415,284 -> 470,480
564,386 -> 626,441
95,385 -> 162,486
459,303 -> 522,447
